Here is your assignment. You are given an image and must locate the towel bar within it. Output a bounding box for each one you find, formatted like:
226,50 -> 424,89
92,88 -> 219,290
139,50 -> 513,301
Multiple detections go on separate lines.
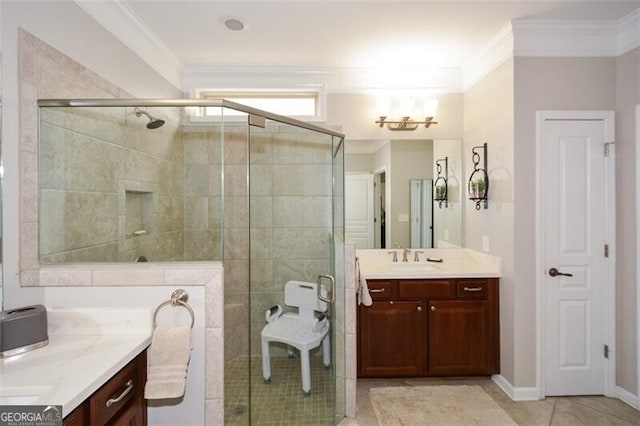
153,289 -> 195,329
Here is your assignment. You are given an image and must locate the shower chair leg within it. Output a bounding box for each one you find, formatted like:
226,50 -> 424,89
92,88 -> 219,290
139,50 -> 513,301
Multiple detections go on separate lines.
300,349 -> 311,395
261,339 -> 272,384
322,335 -> 331,368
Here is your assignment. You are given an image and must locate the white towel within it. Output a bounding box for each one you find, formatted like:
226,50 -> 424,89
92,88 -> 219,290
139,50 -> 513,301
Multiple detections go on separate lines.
145,326 -> 192,400
355,257 -> 373,306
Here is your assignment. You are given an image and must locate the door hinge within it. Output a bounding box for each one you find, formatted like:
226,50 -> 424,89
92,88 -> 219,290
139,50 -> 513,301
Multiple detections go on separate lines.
604,142 -> 615,157
604,244 -> 609,258
604,344 -> 609,359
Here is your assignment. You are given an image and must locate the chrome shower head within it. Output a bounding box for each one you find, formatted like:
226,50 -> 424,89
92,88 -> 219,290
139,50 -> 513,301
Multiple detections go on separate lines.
134,107 -> 165,129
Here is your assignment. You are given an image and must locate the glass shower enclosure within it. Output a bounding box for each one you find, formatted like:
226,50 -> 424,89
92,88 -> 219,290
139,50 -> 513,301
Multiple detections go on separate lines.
37,99 -> 345,425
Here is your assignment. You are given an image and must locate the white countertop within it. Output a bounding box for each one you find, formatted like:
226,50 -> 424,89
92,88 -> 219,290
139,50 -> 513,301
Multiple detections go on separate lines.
0,308 -> 152,417
356,248 -> 502,279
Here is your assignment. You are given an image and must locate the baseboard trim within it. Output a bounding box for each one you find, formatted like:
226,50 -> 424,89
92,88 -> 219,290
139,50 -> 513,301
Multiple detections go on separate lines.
616,386 -> 639,409
493,377 -> 639,408
492,375 -> 540,401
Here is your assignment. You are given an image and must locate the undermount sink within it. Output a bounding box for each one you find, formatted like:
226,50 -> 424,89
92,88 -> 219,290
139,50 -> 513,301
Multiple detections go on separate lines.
388,263 -> 438,273
0,386 -> 49,405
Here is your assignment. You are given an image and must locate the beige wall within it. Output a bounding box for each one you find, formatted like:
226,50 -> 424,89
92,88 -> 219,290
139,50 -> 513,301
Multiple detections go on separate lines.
615,47 -> 640,395
432,140 -> 463,248
514,56 -> 618,389
345,153 -> 374,172
463,59 -> 516,385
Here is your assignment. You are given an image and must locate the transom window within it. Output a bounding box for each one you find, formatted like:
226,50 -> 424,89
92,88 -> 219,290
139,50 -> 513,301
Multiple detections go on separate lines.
198,90 -> 320,119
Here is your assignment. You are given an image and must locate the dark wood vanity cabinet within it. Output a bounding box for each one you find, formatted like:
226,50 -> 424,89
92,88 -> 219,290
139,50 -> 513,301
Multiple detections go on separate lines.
64,350 -> 147,426
358,300 -> 425,377
358,278 -> 499,378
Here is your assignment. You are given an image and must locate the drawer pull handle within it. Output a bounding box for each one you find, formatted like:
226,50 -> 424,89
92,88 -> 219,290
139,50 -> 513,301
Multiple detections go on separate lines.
463,286 -> 483,292
106,379 -> 133,408
369,288 -> 386,293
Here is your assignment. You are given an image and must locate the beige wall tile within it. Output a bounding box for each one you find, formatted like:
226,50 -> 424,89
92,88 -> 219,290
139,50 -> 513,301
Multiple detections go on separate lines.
205,327 -> 224,399
272,165 -> 332,196
92,268 -> 165,286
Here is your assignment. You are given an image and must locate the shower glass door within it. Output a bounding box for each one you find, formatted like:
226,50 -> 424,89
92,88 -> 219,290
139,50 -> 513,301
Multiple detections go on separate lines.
247,118 -> 344,425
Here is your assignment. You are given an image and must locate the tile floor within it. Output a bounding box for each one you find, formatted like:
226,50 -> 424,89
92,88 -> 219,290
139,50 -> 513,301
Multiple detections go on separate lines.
224,357 -> 640,425
225,355 -> 334,425
342,377 -> 640,425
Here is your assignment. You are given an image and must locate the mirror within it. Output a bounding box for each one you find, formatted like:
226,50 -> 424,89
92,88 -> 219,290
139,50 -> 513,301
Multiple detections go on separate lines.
410,179 -> 432,248
345,139 -> 462,249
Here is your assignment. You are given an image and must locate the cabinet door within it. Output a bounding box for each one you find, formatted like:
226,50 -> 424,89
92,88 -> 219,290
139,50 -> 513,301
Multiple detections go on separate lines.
111,395 -> 146,426
63,402 -> 89,426
358,300 -> 425,377
428,300 -> 493,375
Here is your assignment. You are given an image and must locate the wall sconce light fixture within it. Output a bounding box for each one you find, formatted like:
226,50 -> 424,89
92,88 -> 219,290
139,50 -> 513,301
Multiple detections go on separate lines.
434,157 -> 448,208
375,98 -> 439,131
468,143 -> 489,210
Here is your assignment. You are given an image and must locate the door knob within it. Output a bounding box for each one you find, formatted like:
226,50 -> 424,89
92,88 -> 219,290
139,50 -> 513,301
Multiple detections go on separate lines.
548,267 -> 573,277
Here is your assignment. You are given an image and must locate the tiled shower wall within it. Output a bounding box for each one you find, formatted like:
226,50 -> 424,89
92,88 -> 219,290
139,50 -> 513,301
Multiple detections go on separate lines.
248,124 -> 335,358
182,125 -> 224,261
39,106 -> 186,263
18,30 -> 225,423
182,123 -> 249,361
185,122 -> 337,363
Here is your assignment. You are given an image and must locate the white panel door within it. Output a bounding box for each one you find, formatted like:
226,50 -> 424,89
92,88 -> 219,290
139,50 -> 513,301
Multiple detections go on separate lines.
345,173 -> 374,249
543,118 -> 607,396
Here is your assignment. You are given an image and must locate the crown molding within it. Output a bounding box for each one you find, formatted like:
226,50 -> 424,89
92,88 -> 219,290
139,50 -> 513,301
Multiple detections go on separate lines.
73,0 -> 183,89
617,8 -> 640,55
512,8 -> 640,58
462,22 -> 514,91
462,8 -> 639,90
512,19 -> 618,57
183,66 -> 462,95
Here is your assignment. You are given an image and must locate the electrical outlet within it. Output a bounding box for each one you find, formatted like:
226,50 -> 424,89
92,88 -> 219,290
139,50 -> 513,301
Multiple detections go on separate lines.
398,213 -> 409,222
482,236 -> 490,252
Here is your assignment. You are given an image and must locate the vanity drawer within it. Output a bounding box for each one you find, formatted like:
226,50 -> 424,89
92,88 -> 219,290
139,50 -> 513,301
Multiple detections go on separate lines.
90,351 -> 146,425
456,280 -> 489,299
398,280 -> 454,299
366,280 -> 396,300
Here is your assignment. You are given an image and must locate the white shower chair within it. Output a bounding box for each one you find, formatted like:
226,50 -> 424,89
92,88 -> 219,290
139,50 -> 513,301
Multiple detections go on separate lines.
260,280 -> 331,395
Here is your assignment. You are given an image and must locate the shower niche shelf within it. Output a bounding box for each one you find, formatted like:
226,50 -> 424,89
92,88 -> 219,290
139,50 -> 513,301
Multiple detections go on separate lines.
125,190 -> 154,239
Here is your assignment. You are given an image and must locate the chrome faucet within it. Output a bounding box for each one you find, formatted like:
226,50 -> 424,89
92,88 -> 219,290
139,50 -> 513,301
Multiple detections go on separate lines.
402,248 -> 411,262
414,250 -> 424,262
387,251 -> 398,262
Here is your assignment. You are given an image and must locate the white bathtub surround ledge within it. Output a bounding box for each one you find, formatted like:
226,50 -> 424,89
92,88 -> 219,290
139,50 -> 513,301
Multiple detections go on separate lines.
0,308 -> 152,417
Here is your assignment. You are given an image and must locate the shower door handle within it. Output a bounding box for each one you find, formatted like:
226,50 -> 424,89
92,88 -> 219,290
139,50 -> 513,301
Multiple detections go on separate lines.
317,274 -> 335,304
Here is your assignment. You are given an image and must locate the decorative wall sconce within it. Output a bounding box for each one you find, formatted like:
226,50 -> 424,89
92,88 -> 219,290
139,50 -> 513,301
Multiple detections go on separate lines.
468,143 -> 489,210
375,98 -> 439,131
434,157 -> 448,208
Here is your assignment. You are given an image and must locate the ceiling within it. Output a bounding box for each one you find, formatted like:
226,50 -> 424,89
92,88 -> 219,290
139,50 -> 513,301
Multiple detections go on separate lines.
122,0 -> 639,74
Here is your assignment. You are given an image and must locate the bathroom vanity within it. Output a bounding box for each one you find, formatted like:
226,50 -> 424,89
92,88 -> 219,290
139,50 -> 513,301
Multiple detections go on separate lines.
356,249 -> 501,378
0,309 -> 152,422
63,351 -> 147,426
